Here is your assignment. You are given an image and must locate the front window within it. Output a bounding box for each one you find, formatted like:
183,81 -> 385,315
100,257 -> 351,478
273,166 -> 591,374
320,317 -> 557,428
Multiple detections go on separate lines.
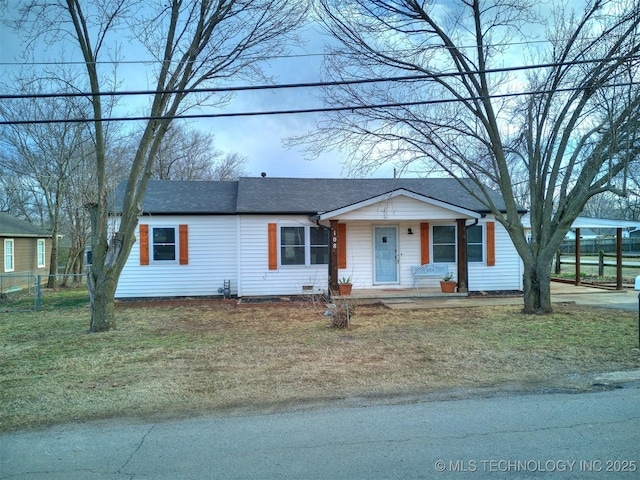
281,227 -> 305,265
309,227 -> 330,265
37,239 -> 46,268
153,227 -> 176,261
280,226 -> 329,266
467,225 -> 483,263
432,225 -> 456,262
4,239 -> 14,272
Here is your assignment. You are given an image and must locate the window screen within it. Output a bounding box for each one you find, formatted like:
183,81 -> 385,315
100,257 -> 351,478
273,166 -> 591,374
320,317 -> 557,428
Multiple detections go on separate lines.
310,227 -> 329,265
281,227 -> 305,265
153,227 -> 176,261
432,225 -> 456,262
467,225 -> 483,263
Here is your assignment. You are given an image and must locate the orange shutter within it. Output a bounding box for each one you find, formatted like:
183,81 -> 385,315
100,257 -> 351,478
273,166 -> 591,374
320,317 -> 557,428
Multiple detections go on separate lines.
268,223 -> 278,270
420,223 -> 430,264
139,224 -> 149,265
338,223 -> 347,269
486,221 -> 495,266
179,224 -> 189,265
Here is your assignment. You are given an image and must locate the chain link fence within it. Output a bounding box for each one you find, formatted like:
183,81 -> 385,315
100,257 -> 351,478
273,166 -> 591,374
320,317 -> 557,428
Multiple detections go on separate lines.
1,272 -> 88,313
0,272 -> 40,312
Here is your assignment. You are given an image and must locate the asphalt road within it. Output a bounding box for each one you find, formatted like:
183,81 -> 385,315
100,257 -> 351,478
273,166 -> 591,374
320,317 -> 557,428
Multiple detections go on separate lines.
2,383 -> 639,479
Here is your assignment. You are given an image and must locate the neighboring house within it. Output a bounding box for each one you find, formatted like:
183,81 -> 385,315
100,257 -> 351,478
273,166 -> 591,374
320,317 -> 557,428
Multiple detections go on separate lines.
0,212 -> 52,277
113,177 -> 526,299
564,228 -> 598,241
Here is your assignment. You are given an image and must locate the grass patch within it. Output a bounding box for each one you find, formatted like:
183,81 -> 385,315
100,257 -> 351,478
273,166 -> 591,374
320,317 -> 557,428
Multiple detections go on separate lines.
1,292 -> 639,432
1,285 -> 90,312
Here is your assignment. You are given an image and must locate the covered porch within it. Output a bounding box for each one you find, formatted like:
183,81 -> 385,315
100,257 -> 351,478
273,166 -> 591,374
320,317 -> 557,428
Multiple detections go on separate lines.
327,218 -> 478,294
317,189 -> 491,295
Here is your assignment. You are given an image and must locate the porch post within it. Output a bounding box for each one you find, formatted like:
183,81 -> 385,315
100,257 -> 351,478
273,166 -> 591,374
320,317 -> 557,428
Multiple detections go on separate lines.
329,220 -> 339,293
575,228 -> 581,286
616,227 -> 623,290
456,219 -> 468,293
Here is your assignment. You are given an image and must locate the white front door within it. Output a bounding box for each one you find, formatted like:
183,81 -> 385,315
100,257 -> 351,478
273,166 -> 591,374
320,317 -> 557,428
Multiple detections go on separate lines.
374,226 -> 398,284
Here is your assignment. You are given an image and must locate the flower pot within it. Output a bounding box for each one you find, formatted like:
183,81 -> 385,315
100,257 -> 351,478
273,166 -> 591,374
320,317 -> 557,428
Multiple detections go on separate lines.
338,283 -> 353,295
440,280 -> 456,293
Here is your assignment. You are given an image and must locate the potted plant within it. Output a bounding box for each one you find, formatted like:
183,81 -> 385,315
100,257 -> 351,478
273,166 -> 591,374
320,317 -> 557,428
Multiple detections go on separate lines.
440,272 -> 456,293
338,276 -> 353,296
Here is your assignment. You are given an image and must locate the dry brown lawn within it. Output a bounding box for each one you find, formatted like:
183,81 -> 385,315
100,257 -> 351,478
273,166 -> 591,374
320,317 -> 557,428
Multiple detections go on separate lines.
1,293 -> 639,432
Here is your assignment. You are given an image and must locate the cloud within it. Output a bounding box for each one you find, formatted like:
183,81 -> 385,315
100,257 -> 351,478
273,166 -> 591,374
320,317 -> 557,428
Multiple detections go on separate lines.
0,11 -> 397,179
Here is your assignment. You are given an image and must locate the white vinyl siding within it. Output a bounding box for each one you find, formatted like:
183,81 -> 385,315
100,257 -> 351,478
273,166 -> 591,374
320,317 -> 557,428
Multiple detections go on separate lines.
115,216 -> 238,298
468,220 -> 523,291
337,221 -> 456,290
336,195 -> 463,221
114,196 -> 523,298
238,215 -> 329,296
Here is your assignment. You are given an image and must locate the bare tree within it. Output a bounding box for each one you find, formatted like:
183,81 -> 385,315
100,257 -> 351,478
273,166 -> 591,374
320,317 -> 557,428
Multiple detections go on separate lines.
0,77 -> 93,287
151,123 -> 247,180
8,0 -> 307,330
298,0 -> 640,313
212,152 -> 248,180
0,69 -> 124,287
0,174 -> 38,219
619,162 -> 640,220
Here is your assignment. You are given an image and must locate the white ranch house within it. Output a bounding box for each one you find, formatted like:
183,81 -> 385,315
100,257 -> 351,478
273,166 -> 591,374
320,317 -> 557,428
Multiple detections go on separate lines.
112,177 -> 525,299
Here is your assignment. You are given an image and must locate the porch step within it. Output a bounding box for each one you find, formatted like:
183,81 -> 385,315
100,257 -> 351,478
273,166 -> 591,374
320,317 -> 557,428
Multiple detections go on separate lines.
382,299 -> 415,305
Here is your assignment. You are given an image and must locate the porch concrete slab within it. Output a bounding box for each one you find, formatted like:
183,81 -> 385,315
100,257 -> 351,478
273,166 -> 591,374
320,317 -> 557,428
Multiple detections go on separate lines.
383,296 -> 522,309
381,282 -> 640,311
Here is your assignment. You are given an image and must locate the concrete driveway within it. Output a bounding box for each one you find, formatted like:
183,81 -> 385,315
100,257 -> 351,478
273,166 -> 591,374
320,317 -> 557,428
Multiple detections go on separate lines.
548,282 -> 640,311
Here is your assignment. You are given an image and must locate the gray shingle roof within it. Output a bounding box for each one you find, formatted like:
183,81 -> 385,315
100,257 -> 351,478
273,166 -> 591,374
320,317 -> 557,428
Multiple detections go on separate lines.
113,177 -> 517,215
235,177 -> 510,214
0,212 -> 51,237
113,180 -> 238,214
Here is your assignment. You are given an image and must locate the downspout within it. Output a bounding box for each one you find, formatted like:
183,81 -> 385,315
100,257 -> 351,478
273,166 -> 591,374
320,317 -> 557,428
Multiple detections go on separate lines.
311,214 -> 333,297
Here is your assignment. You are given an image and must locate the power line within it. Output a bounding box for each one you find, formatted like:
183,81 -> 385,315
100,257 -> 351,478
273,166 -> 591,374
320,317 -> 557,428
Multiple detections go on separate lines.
1,55 -> 638,102
2,82 -> 639,126
0,74 -> 427,99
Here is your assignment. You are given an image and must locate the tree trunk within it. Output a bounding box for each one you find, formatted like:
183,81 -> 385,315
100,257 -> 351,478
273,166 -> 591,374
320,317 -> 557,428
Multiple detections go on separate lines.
522,257 -> 553,314
87,268 -> 118,332
86,203 -> 131,332
47,224 -> 58,288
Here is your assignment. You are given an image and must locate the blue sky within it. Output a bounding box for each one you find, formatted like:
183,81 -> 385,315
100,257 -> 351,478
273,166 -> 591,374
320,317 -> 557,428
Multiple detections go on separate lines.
0,6 -> 397,179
